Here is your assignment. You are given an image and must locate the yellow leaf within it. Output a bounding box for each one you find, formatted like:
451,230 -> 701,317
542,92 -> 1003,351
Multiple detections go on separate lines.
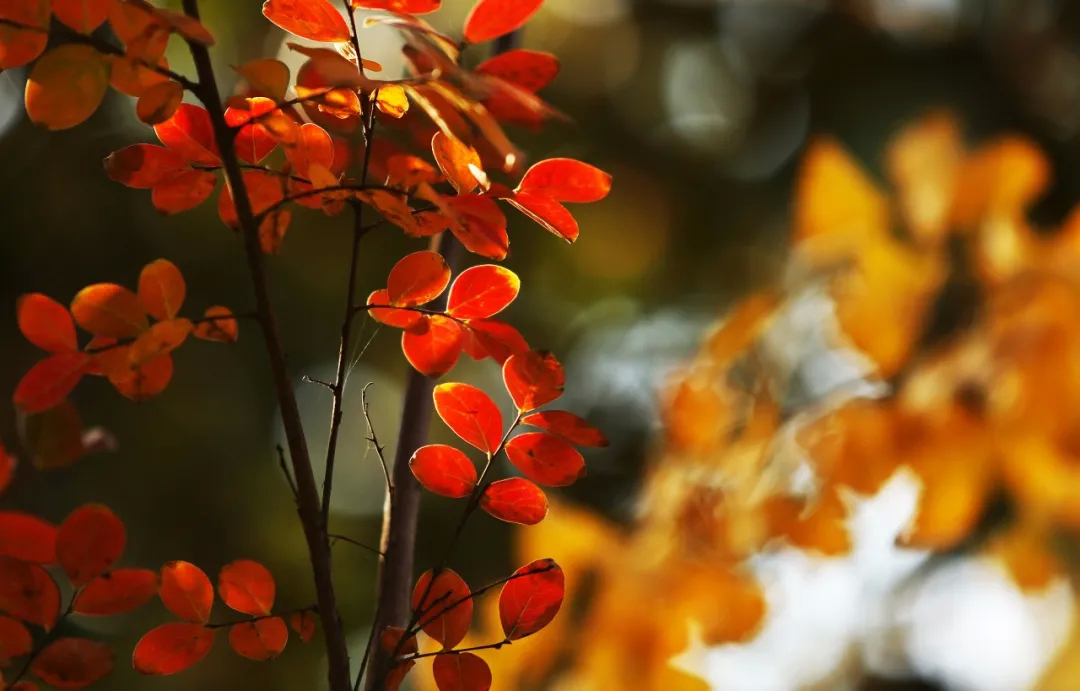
375,84 -> 409,118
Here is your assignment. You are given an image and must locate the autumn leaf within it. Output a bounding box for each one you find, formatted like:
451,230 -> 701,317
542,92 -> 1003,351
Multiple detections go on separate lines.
133,623 -> 215,675
516,158 -> 611,203
380,627 -> 417,691
0,557 -> 60,630
387,251 -> 451,307
137,259 -> 186,321
443,195 -> 509,260
502,350 -> 565,412
193,306 -> 239,343
0,512 -> 57,564
498,559 -> 564,640
0,0 -> 49,69
31,637 -> 113,689
14,352 -> 91,414
462,319 -> 528,364
521,410 -> 608,448
233,58 -> 291,102
17,294 -> 77,353
402,315 -> 463,378
432,132 -> 484,194
410,445 -> 478,498
154,103 -> 221,166
367,289 -> 422,329
446,265 -> 520,320
375,85 -> 409,118
432,652 -> 492,691
412,569 -> 472,649
104,145 -> 191,189
73,569 -> 159,616
463,0 -> 543,44
159,561 -> 213,624
290,610 -> 316,642
433,383 -> 503,454
217,560 -> 275,616
228,617 -> 288,660
136,80 -> 184,125
262,0 -> 352,43
71,284 -> 148,339
56,504 -> 126,586
0,615 -> 32,661
480,478 -> 548,525
25,45 -> 109,131
505,432 -> 586,487
350,0 -> 440,13
225,97 -> 279,164
507,192 -> 578,242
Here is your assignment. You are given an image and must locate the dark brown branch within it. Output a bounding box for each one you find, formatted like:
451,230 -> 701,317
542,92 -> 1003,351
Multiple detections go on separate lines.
178,3 -> 351,690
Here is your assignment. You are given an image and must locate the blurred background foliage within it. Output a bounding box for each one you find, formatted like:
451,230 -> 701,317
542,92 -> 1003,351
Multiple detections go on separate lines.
5,0 -> 1080,689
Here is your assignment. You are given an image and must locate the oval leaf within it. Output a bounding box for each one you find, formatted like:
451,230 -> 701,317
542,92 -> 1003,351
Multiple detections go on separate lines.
504,432 -> 585,487
0,558 -> 60,629
402,315 -> 463,378
17,294 -> 77,353
433,652 -> 492,691
25,45 -> 109,131
446,265 -> 520,320
193,306 -> 239,343
432,132 -> 482,194
0,512 -> 57,564
56,504 -> 126,586
387,251 -> 451,307
367,289 -> 422,329
410,445 -> 477,498
262,0 -> 351,42
228,617 -> 287,660
433,383 -> 503,454
217,560 -> 275,616
31,637 -> 113,689
133,623 -> 215,675
73,569 -> 159,616
516,158 -> 612,203
521,411 -> 608,448
498,558 -> 564,640
136,80 -> 183,125
159,561 -> 213,624
71,284 -> 148,339
13,352 -> 90,414
0,615 -> 32,660
289,610 -> 316,643
480,478 -> 547,525
502,350 -> 564,412
411,569 -> 472,649
154,103 -> 220,166
463,0 -> 543,44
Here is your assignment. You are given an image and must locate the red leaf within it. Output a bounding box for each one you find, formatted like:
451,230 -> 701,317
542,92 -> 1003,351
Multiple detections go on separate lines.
433,383 -> 503,454
218,170 -> 286,229
498,558 -> 564,640
508,192 -> 578,242
159,561 -> 213,624
56,504 -> 126,587
73,569 -> 159,616
444,195 -> 508,261
387,251 -> 451,307
228,617 -> 288,660
30,637 -> 113,689
262,0 -> 351,42
502,350 -> 564,412
108,352 -> 174,402
17,294 -> 77,353
193,306 -> 239,343
225,98 -> 279,164
480,478 -> 547,525
153,103 -> 220,166
463,319 -> 528,364
516,158 -> 611,203
217,560 -> 275,616
433,652 -> 492,691
0,615 -> 32,661
137,259 -> 186,321
104,145 -> 191,189
349,0 -> 440,14
521,410 -> 608,448
0,512 -> 57,564
432,132 -> 483,195
0,0 -> 49,69
402,315 -> 463,378
379,627 -> 417,691
505,432 -> 585,487
367,289 -> 422,329
410,445 -> 477,498
13,353 -> 90,414
463,0 -> 543,44
0,558 -> 60,629
411,569 -> 472,649
446,265 -> 520,320
71,284 -> 148,339
133,623 -> 215,675
289,610 -> 316,643
475,50 -> 559,92
52,0 -> 112,33
0,443 -> 13,496
285,123 -> 335,202
151,169 -> 217,214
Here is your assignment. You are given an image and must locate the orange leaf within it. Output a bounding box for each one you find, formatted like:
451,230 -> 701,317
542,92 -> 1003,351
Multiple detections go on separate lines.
367,289 -> 422,329
193,306 -> 239,343
136,80 -> 183,125
30,637 -> 113,689
52,0 -> 113,33
225,97 -> 279,164
375,84 -> 409,119
262,0 -> 351,42
475,50 -> 559,92
412,569 -> 472,649
357,190 -> 419,234
480,478 -> 547,525
108,352 -> 173,401
18,294 -> 77,353
497,558 -> 563,640
502,350 -> 564,412
432,652 -> 492,691
379,627 -> 417,691
151,169 -> 217,214
128,319 -> 192,367
446,265 -> 519,320
107,54 -> 170,97
56,504 -> 125,587
104,145 -> 190,189
154,103 -> 221,166
20,400 -> 86,469
505,432 -> 585,487
410,444 -> 477,498
516,158 -> 611,203
0,513 -> 56,564
285,123 -> 334,181
233,58 -> 291,102
138,259 -> 186,321
0,0 -> 49,69
387,250 -> 451,307
432,383 -> 503,454
218,560 -> 275,616
289,611 -> 316,643
159,561 -> 213,624
14,352 -> 90,414
0,557 -> 60,630
71,284 -> 148,339
73,569 -> 159,616
133,623 -> 214,675
521,411 -> 608,448
507,192 -> 578,242
401,315 -> 463,378
443,195 -> 508,260
228,617 -> 288,660
349,0 -> 440,14
432,132 -> 483,194
0,615 -> 32,661
462,319 -> 528,364
218,170 -> 285,230
463,0 -> 543,44
25,45 -> 109,131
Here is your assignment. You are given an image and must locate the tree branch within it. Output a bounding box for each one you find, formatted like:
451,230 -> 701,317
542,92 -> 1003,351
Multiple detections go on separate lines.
329,533 -> 385,557
178,3 -> 350,690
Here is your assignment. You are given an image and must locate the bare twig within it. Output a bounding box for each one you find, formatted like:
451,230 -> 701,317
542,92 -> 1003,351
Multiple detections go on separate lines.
361,383 -> 393,497
402,639 -> 512,662
329,533 -> 385,557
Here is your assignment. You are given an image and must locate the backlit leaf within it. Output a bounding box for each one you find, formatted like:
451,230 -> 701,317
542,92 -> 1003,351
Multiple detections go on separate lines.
104,145 -> 190,189
233,59 -> 290,101
262,0 -> 351,43
463,319 -> 528,364
444,195 -> 508,260
433,652 -> 492,691
432,132 -> 483,194
480,478 -> 547,525
289,611 -> 315,642
71,284 -> 148,339
516,158 -> 611,203
136,80 -> 183,125
228,617 -> 287,660
108,352 -> 173,402
0,557 -> 60,629
446,265 -> 519,320
402,315 -> 463,378
433,383 -> 503,454
0,615 -> 32,661
285,123 -> 334,180
218,560 -> 275,616
14,353 -> 90,414
0,512 -> 57,564
18,294 -> 77,353
193,306 -> 239,343
52,0 -> 113,33
138,259 -> 186,321
350,0 -> 440,13
218,170 -> 285,231
128,319 -> 191,367
379,627 -> 417,691
508,192 -> 578,242
387,250 -> 451,307
521,411 -> 607,448
505,432 -> 585,486
497,558 -> 564,640
0,0 -> 49,69
375,85 -> 409,118
31,637 -> 113,689
151,170 -> 217,214
225,97 -> 279,164
56,504 -> 125,587
159,561 -> 213,624
410,445 -> 477,498
73,569 -> 159,616
502,350 -> 564,412
463,0 -> 543,44
25,45 -> 109,131
412,569 -> 472,649
133,623 -> 215,675
476,50 -> 559,92
154,104 -> 221,166
367,289 -> 422,329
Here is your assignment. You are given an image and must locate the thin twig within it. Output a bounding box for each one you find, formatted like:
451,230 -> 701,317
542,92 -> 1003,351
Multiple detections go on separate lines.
303,376 -> 335,390
402,639 -> 512,662
205,606 -> 316,629
410,562 -> 556,632
253,182 -> 409,224
329,533 -> 385,557
361,383 -> 393,497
